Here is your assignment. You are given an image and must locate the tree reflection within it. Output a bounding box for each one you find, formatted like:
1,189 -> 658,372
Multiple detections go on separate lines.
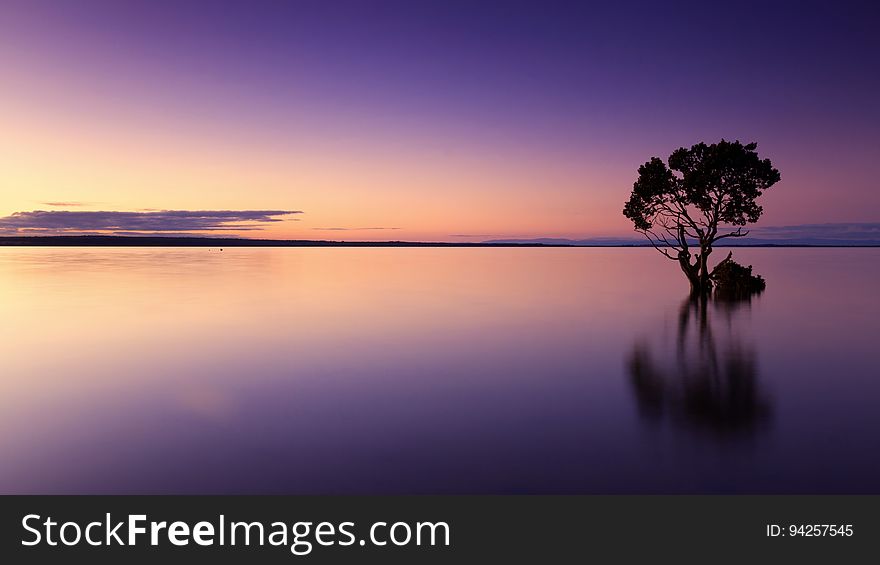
627,294 -> 772,440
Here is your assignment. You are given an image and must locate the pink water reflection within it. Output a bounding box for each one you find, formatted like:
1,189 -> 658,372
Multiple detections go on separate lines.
0,247 -> 878,493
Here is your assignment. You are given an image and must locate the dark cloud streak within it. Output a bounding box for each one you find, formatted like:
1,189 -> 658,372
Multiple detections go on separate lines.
311,227 -> 400,231
0,210 -> 301,234
40,201 -> 90,207
748,222 -> 880,241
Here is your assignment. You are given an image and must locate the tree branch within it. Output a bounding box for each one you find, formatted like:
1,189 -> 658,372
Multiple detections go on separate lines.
713,227 -> 749,241
639,230 -> 678,260
709,251 -> 734,276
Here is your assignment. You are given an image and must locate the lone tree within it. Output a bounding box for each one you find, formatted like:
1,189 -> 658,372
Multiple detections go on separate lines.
623,140 -> 780,295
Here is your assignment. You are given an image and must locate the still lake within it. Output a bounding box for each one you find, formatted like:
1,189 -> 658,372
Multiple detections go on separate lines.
1,247 -> 878,493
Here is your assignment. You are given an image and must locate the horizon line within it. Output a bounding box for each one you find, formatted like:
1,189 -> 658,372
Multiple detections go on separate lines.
1,234 -> 879,248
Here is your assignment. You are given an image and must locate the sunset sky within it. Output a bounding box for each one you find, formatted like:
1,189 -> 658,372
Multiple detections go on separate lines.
1,0 -> 878,241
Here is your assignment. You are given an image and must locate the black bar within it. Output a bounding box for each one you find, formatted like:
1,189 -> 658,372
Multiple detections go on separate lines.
1,496 -> 876,563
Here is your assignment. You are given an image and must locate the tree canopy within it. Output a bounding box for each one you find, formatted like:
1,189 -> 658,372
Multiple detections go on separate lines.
623,140 -> 780,294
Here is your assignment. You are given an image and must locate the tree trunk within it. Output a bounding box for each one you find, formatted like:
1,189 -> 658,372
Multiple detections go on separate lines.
697,246 -> 713,293
688,276 -> 710,296
678,253 -> 703,295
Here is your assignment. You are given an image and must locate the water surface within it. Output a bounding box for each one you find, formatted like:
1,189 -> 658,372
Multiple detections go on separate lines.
1,247 -> 878,493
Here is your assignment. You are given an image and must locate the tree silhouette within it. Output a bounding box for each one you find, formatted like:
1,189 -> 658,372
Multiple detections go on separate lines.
623,140 -> 780,295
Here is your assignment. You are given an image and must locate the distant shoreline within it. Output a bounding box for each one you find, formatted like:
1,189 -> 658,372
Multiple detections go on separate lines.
0,235 -> 878,248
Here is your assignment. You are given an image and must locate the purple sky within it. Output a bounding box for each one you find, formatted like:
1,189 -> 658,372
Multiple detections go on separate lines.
1,0 -> 878,239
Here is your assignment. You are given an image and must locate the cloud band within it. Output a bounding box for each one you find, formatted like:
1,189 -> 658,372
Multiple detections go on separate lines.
0,210 -> 301,234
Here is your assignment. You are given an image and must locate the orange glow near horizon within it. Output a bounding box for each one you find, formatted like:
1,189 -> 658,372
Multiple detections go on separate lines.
0,59 -> 627,242
0,28 -> 653,244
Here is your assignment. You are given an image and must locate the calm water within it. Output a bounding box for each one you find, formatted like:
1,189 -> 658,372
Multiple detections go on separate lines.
1,247 -> 878,494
